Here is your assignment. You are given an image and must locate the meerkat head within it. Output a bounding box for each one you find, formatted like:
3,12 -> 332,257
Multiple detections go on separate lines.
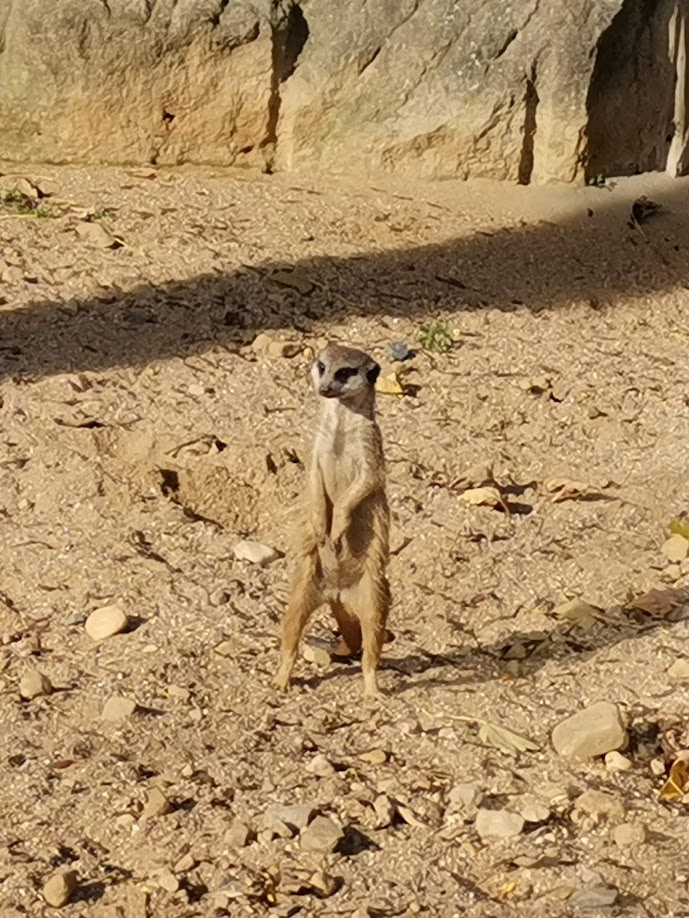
311,343 -> 380,403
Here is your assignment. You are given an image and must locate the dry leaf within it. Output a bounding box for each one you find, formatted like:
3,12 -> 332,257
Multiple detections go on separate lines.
460,486 -> 508,512
478,721 -> 540,755
669,518 -> 689,540
271,268 -> 314,295
542,477 -> 591,502
396,804 -> 426,828
627,588 -> 680,618
659,751 -> 689,802
375,372 -> 404,396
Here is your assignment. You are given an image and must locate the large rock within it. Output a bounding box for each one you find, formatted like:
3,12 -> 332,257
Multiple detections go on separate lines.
0,0 -> 278,168
551,701 -> 628,760
0,0 -> 688,182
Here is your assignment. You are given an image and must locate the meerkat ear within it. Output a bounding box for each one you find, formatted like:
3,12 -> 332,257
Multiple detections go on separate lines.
367,362 -> 381,385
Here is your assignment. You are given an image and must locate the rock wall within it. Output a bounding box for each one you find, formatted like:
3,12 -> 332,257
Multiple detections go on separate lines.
0,0 -> 688,183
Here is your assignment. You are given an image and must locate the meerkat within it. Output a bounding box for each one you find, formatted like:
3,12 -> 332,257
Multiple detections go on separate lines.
272,343 -> 391,697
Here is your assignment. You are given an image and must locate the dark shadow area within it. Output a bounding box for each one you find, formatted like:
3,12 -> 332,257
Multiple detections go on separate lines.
585,0 -> 678,180
1,178 -> 689,385
298,595 -> 689,695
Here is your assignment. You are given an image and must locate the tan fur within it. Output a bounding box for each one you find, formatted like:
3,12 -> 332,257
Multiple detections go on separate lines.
272,344 -> 391,697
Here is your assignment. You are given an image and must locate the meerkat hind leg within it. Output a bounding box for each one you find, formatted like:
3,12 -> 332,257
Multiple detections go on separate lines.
342,573 -> 389,697
273,549 -> 322,692
330,596 -> 363,657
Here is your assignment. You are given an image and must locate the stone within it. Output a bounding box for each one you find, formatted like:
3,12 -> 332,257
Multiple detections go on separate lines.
604,751 -> 632,771
209,589 -> 230,607
232,540 -> 280,566
520,801 -> 550,824
85,604 -> 129,641
141,787 -> 171,820
573,790 -> 625,821
226,820 -> 252,848
447,783 -> 482,819
373,794 -> 397,826
265,803 -> 315,834
475,808 -> 525,840
359,749 -> 388,765
613,823 -> 646,847
662,534 -> 689,562
75,221 -> 119,249
101,695 -> 137,722
668,659 -> 689,682
157,870 -> 179,893
386,342 -> 414,362
306,753 -> 336,777
42,870 -> 77,908
19,669 -> 53,700
187,383 -> 205,397
553,599 -> 598,629
300,815 -> 344,853
569,886 -> 618,909
303,645 -> 331,666
551,701 -> 627,760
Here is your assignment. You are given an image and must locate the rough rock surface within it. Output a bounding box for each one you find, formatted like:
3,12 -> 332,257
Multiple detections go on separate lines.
1,0 -> 689,182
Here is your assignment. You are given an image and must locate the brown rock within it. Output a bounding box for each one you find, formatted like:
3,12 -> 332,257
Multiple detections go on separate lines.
85,604 -> 129,641
42,870 -> 77,908
101,695 -> 137,722
551,702 -> 627,760
300,815 -> 344,852
140,787 -> 171,820
19,669 -> 53,700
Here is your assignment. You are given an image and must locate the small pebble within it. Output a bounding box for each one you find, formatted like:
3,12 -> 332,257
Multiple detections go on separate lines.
613,823 -> 646,848
359,749 -> 387,765
157,869 -> 179,893
306,753 -> 336,777
662,533 -> 689,562
42,870 -> 78,908
604,751 -> 632,771
226,820 -> 252,848
264,803 -> 315,833
300,815 -> 344,852
19,669 -> 53,700
303,645 -> 331,666
520,801 -> 550,824
232,540 -> 280,566
475,808 -> 524,840
386,341 -> 414,361
141,787 -> 171,820
569,886 -> 618,909
85,604 -> 129,641
573,789 -> 625,821
668,659 -> 689,682
251,332 -> 272,353
188,383 -> 205,397
101,695 -> 137,722
209,589 -> 230,607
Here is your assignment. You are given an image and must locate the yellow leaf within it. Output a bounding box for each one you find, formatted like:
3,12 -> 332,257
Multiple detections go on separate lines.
660,752 -> 689,802
496,881 -> 517,899
670,518 -> 689,540
375,372 -> 404,396
542,477 -> 590,502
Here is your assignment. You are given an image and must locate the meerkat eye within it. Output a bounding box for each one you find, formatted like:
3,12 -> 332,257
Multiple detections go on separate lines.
316,361 -> 325,375
334,367 -> 358,384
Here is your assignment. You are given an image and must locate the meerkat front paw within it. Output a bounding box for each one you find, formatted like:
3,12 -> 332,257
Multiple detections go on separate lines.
330,507 -> 350,545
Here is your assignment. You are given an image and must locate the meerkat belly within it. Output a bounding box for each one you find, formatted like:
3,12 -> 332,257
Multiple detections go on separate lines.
321,453 -> 358,504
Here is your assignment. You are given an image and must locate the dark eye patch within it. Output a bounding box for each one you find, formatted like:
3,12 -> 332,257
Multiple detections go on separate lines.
334,367 -> 358,384
316,361 -> 325,375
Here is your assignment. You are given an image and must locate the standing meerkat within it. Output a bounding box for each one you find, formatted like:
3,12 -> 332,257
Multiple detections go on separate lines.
272,343 -> 391,697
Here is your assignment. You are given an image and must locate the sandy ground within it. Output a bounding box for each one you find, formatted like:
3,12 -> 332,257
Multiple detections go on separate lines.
2,163 -> 689,916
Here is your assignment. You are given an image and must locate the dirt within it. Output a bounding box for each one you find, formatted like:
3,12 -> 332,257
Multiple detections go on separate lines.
2,163 -> 689,917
